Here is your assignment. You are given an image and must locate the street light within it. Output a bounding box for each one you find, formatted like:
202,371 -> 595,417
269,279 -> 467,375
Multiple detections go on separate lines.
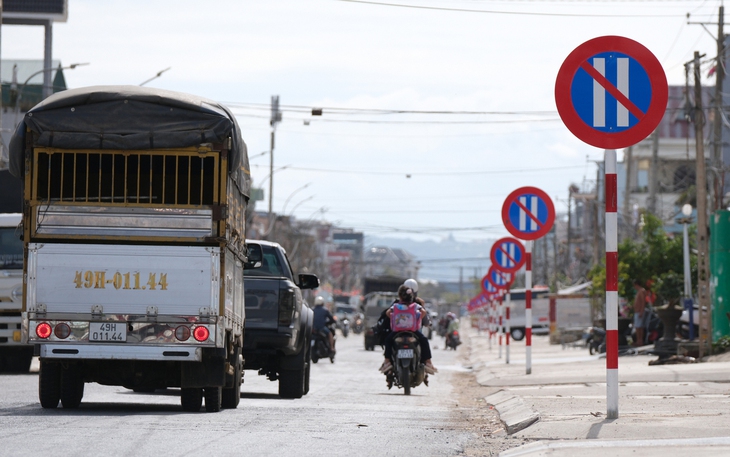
288,195 -> 314,217
282,183 -> 312,215
13,62 -> 90,126
255,164 -> 290,190
139,67 -> 171,86
681,203 -> 694,340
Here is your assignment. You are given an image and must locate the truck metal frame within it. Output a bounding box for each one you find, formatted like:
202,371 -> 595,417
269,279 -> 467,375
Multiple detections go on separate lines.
10,85 -> 251,412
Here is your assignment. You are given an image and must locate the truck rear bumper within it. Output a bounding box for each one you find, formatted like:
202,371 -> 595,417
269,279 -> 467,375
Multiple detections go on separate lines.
40,343 -> 202,361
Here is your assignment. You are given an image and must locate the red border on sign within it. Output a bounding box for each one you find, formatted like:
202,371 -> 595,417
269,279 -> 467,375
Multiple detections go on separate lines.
486,266 -> 514,290
555,35 -> 668,150
490,237 -> 526,273
501,186 -> 556,241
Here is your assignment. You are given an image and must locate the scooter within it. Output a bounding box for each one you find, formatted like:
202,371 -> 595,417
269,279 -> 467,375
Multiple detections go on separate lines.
385,331 -> 426,395
445,330 -> 461,350
352,314 -> 364,334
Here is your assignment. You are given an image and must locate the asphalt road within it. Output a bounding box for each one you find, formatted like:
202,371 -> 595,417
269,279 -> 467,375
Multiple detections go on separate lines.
0,330 -> 494,456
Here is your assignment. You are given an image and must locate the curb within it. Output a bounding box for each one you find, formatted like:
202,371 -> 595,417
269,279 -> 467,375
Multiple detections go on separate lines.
485,390 -> 540,435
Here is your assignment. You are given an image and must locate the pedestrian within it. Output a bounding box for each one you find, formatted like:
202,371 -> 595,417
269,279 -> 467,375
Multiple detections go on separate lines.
632,280 -> 648,347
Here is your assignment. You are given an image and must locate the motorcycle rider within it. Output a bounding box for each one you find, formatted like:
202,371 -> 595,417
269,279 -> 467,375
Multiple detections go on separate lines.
379,283 -> 437,375
312,296 -> 336,355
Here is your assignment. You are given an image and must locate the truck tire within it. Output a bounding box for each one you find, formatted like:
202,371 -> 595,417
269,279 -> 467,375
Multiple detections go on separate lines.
39,360 -> 61,409
278,368 -> 304,399
511,327 -> 525,341
60,365 -> 84,409
181,388 -> 202,412
222,358 -> 242,409
204,386 -> 222,412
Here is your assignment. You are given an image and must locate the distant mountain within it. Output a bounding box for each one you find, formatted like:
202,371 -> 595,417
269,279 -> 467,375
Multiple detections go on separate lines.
364,235 -> 495,283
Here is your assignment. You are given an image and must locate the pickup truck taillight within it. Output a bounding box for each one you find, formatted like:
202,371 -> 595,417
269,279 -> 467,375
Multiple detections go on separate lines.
278,287 -> 296,327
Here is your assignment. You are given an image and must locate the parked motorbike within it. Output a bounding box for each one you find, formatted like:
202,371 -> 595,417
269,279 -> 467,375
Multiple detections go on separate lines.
678,303 -> 699,339
385,331 -> 426,395
311,323 -> 336,364
445,330 -> 461,350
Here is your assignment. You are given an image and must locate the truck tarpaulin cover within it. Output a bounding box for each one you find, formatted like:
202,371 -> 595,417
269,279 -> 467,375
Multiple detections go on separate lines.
8,85 -> 250,197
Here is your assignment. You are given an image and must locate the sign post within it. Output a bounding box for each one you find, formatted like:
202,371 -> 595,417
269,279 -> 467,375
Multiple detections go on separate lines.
555,35 -> 668,419
501,187 -> 555,375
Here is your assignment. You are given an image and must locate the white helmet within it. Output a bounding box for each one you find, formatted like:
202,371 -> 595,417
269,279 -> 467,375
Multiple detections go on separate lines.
404,278 -> 418,293
314,296 -> 325,306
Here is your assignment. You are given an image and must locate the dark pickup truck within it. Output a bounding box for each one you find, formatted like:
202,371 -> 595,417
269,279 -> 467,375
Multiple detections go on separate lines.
243,240 -> 319,398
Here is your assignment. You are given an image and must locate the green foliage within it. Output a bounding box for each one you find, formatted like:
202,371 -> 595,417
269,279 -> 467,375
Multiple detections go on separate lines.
713,335 -> 730,353
588,212 -> 696,307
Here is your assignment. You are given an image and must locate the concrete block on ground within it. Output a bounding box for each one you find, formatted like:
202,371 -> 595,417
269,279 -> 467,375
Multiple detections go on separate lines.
485,391 -> 540,435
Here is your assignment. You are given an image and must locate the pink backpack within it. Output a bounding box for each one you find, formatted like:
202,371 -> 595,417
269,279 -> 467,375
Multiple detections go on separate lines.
390,303 -> 420,332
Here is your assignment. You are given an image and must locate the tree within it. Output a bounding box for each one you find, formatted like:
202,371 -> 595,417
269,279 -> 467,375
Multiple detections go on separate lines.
588,212 -> 696,314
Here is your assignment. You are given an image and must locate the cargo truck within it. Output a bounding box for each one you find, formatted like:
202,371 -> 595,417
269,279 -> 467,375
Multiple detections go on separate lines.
9,86 -> 251,412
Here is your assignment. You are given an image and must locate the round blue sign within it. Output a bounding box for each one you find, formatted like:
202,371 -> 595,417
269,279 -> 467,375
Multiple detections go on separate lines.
570,52 -> 652,134
502,187 -> 556,240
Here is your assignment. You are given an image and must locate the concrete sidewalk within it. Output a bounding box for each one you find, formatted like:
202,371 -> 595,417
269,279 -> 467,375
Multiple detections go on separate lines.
467,328 -> 730,456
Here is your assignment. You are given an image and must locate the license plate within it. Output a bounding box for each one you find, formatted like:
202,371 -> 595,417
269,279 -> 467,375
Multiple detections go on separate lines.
89,322 -> 127,342
397,349 -> 414,359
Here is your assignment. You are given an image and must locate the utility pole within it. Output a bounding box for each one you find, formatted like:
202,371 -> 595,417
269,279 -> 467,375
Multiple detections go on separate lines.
647,130 -> 659,215
623,146 -> 633,240
566,188 -> 572,273
694,52 -> 712,357
268,95 -> 281,219
713,5 -> 725,210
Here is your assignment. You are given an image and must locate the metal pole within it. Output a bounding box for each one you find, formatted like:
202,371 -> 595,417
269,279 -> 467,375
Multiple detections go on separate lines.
683,220 -> 695,340
505,293 -> 511,364
0,0 -> 4,167
43,20 -> 53,99
525,240 -> 532,375
694,51 -> 712,357
713,5 -> 725,210
648,130 -> 659,215
605,148 -> 619,419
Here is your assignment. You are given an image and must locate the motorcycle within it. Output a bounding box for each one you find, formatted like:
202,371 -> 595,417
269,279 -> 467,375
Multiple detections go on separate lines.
445,330 -> 461,350
311,323 -> 336,364
352,313 -> 364,334
385,331 -> 426,395
339,316 -> 350,338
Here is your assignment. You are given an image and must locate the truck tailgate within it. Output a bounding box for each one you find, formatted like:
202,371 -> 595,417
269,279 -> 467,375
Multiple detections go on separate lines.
27,243 -> 218,316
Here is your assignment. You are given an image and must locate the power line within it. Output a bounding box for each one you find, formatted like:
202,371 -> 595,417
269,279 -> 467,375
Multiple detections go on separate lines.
334,0 -> 694,17
263,164 -> 587,176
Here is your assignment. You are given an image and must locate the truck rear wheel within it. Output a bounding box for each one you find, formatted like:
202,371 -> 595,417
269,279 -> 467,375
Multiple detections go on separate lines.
39,360 -> 61,409
181,388 -> 202,412
222,359 -> 242,409
204,386 -> 222,412
60,365 -> 84,409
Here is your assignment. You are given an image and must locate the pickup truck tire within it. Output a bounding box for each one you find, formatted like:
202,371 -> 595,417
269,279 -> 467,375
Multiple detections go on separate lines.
511,327 -> 525,341
39,360 -> 61,409
181,388 -> 202,412
204,386 -> 222,412
303,343 -> 311,395
60,365 -> 84,409
1,348 -> 34,373
278,368 -> 304,399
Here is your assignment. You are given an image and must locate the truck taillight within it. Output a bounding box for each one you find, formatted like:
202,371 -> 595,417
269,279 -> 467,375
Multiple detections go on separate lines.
192,326 -> 209,342
175,326 -> 191,341
54,323 -> 71,339
278,287 -> 296,327
36,322 -> 52,339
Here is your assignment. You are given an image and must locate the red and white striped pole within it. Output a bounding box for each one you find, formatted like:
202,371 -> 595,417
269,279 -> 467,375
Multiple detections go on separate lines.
498,296 -> 503,359
505,294 -> 511,364
525,240 -> 532,375
605,149 -> 619,418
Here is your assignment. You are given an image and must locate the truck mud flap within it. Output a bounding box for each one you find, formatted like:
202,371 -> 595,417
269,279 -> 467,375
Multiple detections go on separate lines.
181,348 -> 225,388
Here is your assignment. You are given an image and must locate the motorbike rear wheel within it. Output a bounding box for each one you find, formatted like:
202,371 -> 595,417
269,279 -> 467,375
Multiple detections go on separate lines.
401,366 -> 411,396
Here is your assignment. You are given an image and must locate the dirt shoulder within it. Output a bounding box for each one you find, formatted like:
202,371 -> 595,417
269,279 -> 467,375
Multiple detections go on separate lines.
446,330 -> 531,456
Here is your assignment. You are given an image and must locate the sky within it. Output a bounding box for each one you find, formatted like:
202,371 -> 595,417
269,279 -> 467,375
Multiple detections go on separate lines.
1,0 -> 724,243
